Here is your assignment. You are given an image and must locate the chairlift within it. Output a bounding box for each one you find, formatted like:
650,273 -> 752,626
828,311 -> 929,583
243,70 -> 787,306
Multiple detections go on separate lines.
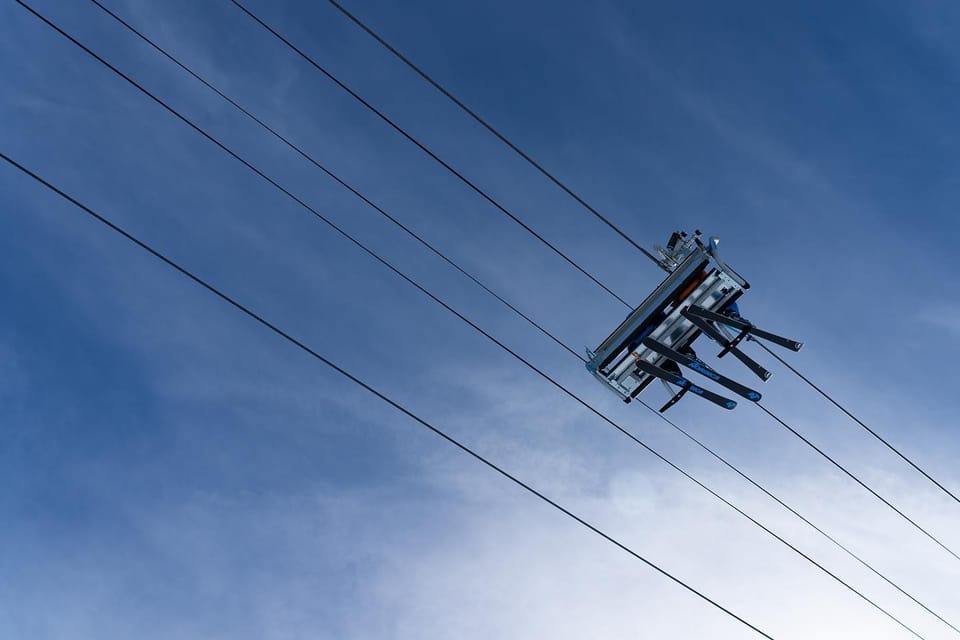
585,230 -> 802,412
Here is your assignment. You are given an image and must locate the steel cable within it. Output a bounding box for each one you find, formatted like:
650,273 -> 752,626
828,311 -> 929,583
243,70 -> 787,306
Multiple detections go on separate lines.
0,150 -> 775,640
80,1 -> 959,631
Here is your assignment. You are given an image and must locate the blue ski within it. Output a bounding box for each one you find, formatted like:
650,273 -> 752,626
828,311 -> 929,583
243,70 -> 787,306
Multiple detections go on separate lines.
642,337 -> 762,402
633,358 -> 737,410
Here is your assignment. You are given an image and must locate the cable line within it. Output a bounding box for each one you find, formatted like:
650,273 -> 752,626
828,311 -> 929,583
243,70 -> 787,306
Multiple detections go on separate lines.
83,0 -> 578,363
321,0 -> 960,515
0,151 -> 777,640
80,3 -> 960,631
322,0 -> 666,272
218,0 -> 960,572
755,339 -> 960,508
324,0 -> 960,526
225,0 -> 634,308
316,0 -> 960,537
15,6 -> 935,636
758,402 -> 960,563
643,404 -> 960,635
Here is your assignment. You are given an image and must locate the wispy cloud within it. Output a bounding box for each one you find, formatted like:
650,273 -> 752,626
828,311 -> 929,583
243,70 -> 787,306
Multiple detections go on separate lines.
918,304 -> 960,339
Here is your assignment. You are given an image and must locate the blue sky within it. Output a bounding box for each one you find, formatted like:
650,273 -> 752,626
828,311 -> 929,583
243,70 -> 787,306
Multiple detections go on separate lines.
2,0 -> 960,638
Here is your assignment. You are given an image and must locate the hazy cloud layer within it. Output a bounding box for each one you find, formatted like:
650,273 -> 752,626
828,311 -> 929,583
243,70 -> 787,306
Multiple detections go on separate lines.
3,0 -> 960,638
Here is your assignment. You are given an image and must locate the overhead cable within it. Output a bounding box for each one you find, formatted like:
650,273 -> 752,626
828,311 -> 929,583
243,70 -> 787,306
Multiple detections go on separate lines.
226,0 -> 635,308
318,0 -> 960,525
755,339 -> 960,508
81,2 -> 960,631
84,0 -> 579,363
328,0 -> 960,518
758,402 -> 960,563
322,0 -> 667,272
220,0 -> 960,573
14,6 -> 934,635
0,150 -> 775,640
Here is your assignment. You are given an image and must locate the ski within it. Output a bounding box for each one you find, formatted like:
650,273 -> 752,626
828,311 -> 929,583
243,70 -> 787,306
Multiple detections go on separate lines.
634,358 -> 737,410
686,306 -> 804,352
641,337 -> 762,402
681,310 -> 771,381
